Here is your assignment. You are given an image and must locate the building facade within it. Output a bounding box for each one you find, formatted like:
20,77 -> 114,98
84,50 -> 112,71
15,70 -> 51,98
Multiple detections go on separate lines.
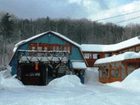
9,31 -> 140,84
9,31 -> 86,85
81,36 -> 140,83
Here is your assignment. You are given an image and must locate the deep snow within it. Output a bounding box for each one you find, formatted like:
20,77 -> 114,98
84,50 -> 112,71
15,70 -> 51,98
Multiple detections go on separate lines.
108,68 -> 140,91
0,68 -> 140,105
0,69 -> 24,89
48,75 -> 83,88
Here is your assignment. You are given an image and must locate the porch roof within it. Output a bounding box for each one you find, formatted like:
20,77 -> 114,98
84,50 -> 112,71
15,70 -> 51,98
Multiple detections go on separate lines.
72,61 -> 87,69
95,52 -> 140,64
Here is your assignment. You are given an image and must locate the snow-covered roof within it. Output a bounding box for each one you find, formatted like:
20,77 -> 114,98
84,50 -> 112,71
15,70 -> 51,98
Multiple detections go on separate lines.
72,61 -> 87,69
81,36 -> 140,52
95,52 -> 140,64
13,31 -> 80,52
81,44 -> 109,52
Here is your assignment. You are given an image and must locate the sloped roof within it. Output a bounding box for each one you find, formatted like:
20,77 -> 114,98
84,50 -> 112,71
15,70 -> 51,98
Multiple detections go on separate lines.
81,36 -> 140,52
13,31 -> 80,52
72,61 -> 87,69
95,52 -> 140,64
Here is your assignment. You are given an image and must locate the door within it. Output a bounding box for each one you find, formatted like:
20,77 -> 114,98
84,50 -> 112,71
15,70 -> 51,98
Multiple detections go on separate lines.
19,63 -> 47,85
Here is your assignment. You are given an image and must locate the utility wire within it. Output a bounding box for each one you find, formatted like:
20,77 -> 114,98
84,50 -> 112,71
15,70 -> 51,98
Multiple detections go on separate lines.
94,10 -> 140,22
116,15 -> 140,24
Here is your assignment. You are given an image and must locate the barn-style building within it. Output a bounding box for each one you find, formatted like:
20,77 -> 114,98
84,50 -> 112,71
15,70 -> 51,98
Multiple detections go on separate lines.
9,31 -> 86,85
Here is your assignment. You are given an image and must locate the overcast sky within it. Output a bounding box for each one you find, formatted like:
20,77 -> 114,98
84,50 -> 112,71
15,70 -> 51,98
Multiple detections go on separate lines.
0,0 -> 140,25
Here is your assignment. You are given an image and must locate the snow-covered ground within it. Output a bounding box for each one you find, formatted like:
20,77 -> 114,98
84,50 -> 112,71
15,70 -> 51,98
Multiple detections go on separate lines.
0,67 -> 140,105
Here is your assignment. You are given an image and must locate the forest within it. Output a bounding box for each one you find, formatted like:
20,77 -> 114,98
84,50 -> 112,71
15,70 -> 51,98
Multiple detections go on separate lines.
0,12 -> 140,65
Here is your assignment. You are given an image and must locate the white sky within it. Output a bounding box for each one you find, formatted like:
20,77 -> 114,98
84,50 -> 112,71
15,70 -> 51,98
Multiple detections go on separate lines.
0,0 -> 140,26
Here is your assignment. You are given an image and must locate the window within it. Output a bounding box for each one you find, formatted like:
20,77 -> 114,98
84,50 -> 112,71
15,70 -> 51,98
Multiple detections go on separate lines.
93,54 -> 98,59
89,53 -> 92,59
84,53 -> 89,59
67,46 -> 70,53
102,69 -> 109,78
53,46 -> 56,51
111,69 -> 119,78
84,53 -> 93,59
44,47 -> 48,51
37,46 -> 42,51
99,69 -> 102,78
105,53 -> 110,57
136,46 -> 140,52
59,46 -> 63,51
64,46 -> 67,51
56,46 -> 59,51
31,46 -> 36,50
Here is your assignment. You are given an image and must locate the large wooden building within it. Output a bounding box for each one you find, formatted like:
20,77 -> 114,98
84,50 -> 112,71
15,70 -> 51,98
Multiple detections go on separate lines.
81,36 -> 140,83
9,31 -> 86,85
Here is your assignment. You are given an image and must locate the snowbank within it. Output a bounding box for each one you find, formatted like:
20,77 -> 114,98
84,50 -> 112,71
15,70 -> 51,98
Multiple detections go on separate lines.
122,68 -> 140,91
48,75 -> 83,88
0,68 -> 24,89
0,76 -> 24,88
108,68 -> 140,91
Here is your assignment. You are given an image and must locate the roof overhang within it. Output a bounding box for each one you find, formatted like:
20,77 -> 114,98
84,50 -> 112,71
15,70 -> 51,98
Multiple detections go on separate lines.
13,31 -> 81,53
72,61 -> 87,69
81,36 -> 140,52
95,52 -> 140,65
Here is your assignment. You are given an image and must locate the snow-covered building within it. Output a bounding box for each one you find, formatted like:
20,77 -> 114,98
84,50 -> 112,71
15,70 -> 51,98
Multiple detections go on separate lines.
9,31 -> 86,85
95,52 -> 140,83
81,36 -> 140,83
81,36 -> 140,67
9,31 -> 140,84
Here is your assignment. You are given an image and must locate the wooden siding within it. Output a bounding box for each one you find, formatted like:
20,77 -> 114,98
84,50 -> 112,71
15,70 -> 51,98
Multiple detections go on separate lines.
83,52 -> 112,67
82,44 -> 140,67
97,59 -> 140,83
10,32 -> 85,75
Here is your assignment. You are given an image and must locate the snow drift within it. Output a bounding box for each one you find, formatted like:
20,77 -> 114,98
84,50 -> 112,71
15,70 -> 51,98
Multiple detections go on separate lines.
48,75 -> 83,88
108,68 -> 140,91
122,68 -> 140,91
0,68 -> 24,89
1,67 -> 140,105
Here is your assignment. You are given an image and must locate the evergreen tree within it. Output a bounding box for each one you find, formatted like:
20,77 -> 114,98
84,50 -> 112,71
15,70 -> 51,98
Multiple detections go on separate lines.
1,13 -> 13,38
0,13 -> 14,65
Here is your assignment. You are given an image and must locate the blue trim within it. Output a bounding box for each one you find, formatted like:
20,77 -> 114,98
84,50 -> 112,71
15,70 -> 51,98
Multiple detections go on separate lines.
9,31 -> 85,76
